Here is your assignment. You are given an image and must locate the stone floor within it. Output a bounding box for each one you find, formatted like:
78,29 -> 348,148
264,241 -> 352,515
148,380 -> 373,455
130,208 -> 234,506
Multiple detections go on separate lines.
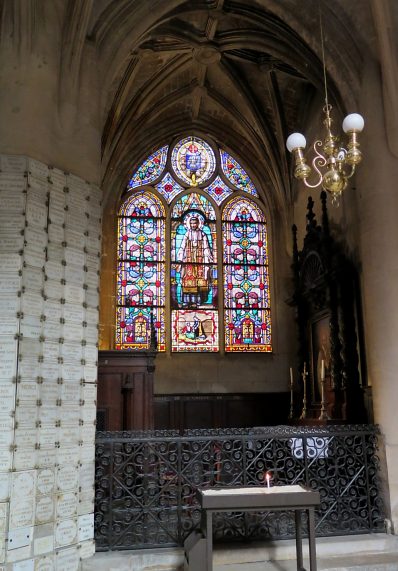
82,534 -> 398,571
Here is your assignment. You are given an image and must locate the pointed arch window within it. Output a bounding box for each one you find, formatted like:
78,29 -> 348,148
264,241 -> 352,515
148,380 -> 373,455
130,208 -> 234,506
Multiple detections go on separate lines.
116,136 -> 272,353
116,190 -> 166,350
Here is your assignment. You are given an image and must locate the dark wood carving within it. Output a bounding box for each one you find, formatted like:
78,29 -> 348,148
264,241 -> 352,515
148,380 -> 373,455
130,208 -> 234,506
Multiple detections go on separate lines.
97,349 -> 156,430
289,192 -> 368,423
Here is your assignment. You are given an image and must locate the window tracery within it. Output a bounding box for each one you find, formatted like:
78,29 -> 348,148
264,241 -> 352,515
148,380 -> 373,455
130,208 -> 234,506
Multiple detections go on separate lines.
116,136 -> 272,352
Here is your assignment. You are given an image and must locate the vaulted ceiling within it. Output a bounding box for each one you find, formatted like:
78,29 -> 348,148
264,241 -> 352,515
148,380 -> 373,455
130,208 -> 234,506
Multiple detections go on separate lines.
78,0 -> 373,211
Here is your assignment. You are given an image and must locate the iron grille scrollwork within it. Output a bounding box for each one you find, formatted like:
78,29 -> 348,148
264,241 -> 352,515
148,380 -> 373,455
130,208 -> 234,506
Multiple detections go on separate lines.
95,424 -> 385,550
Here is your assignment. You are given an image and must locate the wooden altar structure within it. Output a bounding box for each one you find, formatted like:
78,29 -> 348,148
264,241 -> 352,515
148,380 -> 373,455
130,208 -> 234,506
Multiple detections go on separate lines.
289,192 -> 368,423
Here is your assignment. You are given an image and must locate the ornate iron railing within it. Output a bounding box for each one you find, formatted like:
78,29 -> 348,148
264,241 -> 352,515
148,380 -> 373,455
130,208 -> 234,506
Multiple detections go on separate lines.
94,425 -> 385,551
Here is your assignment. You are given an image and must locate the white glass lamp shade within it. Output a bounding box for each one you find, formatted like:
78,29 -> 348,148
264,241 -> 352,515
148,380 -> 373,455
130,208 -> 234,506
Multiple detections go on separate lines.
342,113 -> 364,133
286,133 -> 307,152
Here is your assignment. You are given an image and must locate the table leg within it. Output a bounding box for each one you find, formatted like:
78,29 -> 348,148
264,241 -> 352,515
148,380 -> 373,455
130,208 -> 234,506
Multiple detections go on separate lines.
201,509 -> 213,571
295,509 -> 304,571
307,508 -> 317,571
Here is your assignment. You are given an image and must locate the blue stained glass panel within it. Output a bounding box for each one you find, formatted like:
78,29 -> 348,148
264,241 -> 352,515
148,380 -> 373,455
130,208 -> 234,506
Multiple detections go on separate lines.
127,146 -> 168,189
220,150 -> 258,196
156,172 -> 184,203
223,196 -> 271,352
203,176 -> 233,205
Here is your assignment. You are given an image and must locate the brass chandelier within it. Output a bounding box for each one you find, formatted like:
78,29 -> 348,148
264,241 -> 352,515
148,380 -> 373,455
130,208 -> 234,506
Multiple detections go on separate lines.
286,8 -> 364,206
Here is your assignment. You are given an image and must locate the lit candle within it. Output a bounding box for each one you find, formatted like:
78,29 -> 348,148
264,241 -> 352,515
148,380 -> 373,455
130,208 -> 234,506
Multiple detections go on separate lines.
321,359 -> 325,381
265,472 -> 271,489
289,367 -> 293,388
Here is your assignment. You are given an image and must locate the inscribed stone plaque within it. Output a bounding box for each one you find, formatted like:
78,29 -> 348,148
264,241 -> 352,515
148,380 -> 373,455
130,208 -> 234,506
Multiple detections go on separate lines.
43,280 -> 63,301
38,427 -> 58,449
47,224 -> 64,244
86,254 -> 99,272
54,545 -> 79,571
56,492 -> 78,519
81,423 -> 95,444
15,405 -> 38,427
22,266 -> 44,292
77,513 -> 93,542
48,205 -> 65,226
41,342 -> 59,362
55,519 -> 77,547
37,449 -> 56,469
83,366 -> 97,383
64,249 -> 85,268
1,253 -> 23,272
0,474 -> 10,502
40,361 -> 60,380
0,155 -> 27,172
42,320 -> 62,340
33,533 -> 54,557
64,230 -> 85,251
37,469 -> 55,496
17,382 -> 38,402
44,262 -> 64,282
0,316 -> 19,336
62,365 -> 82,382
59,426 -> 79,445
6,544 -> 31,563
79,445 -> 94,463
25,203 -> 47,229
62,304 -> 84,324
48,168 -> 66,188
34,555 -> 55,570
39,406 -> 58,425
20,316 -> 42,339
61,343 -> 82,363
60,383 -> 79,405
0,214 -> 25,232
24,252 -> 46,271
0,386 -> 15,415
0,449 -> 12,472
28,159 -> 48,181
78,539 -> 95,560
15,428 -> 37,449
63,324 -> 82,342
81,383 -> 96,402
57,466 -> 78,492
0,275 -> 21,294
7,526 -> 33,551
0,294 -> 20,317
19,338 -> 41,357
21,292 -> 44,317
48,190 -> 65,208
24,228 -> 47,250
65,213 -> 88,232
79,464 -> 94,491
84,327 -> 98,345
0,421 -> 13,448
13,448 -> 37,471
46,244 -> 64,263
64,284 -> 84,304
43,301 -> 63,324
10,471 -> 36,527
56,448 -> 79,467
0,235 -> 24,252
84,290 -> 99,309
64,265 -> 85,286
35,496 -> 54,524
59,405 -> 80,426
39,383 -> 59,404
0,339 -> 17,380
84,308 -> 98,326
81,406 -> 96,423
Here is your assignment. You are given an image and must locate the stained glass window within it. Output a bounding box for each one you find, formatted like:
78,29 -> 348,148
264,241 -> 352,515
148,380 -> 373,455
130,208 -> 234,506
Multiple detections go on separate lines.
220,150 -> 258,196
117,136 -> 272,354
155,172 -> 184,203
128,146 -> 168,189
171,137 -> 216,186
222,196 -> 271,352
171,193 -> 218,351
116,190 -> 166,350
204,176 -> 233,205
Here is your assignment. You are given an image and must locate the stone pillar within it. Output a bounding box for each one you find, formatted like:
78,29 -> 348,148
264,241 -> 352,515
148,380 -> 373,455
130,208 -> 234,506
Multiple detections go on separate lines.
0,154 -> 101,568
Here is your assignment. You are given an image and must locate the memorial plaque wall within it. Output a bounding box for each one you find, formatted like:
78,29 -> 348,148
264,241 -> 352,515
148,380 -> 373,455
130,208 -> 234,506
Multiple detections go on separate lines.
0,155 -> 102,567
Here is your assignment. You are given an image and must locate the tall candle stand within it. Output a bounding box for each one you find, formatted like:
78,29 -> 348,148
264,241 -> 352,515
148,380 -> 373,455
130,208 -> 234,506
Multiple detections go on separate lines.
300,363 -> 308,420
289,367 -> 294,420
318,360 -> 330,421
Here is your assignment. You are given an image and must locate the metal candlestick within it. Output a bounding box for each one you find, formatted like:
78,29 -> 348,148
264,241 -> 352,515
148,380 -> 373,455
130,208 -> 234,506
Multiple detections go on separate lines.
289,370 -> 294,420
318,370 -> 330,421
300,363 -> 308,420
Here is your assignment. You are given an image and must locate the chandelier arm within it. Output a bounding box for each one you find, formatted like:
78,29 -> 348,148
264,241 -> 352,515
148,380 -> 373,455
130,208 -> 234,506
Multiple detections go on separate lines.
301,141 -> 326,188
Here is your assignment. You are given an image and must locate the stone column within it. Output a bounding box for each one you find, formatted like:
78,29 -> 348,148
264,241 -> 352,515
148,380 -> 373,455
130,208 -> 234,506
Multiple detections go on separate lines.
0,155 -> 101,568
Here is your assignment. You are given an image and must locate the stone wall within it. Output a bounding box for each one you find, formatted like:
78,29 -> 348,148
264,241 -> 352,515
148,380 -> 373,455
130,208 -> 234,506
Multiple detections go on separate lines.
0,155 -> 101,569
